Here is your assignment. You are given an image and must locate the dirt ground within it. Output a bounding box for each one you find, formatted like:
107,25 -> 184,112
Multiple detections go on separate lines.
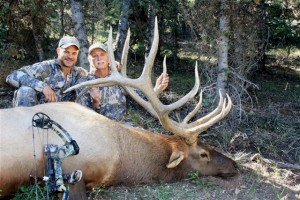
0,61 -> 299,200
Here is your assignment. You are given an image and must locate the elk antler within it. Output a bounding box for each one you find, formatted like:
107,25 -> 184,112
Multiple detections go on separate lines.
65,17 -> 232,145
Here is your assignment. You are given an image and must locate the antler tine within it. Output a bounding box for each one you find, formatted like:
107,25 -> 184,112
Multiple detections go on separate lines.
156,91 -> 232,145
163,56 -> 167,74
121,16 -> 161,118
182,90 -> 203,124
108,26 -> 118,72
184,93 -> 233,144
163,62 -> 200,113
64,77 -> 117,93
190,92 -> 232,129
121,28 -> 131,76
188,90 -> 227,127
123,17 -> 160,112
140,16 -> 159,82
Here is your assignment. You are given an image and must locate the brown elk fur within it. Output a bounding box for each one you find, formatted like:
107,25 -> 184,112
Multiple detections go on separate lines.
0,102 -> 237,198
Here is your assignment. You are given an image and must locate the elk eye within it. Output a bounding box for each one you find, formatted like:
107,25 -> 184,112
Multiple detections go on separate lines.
200,153 -> 208,158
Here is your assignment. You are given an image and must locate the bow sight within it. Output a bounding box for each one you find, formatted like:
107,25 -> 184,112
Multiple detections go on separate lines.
32,112 -> 82,200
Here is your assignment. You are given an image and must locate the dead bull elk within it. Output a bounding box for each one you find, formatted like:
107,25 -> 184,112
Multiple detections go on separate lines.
0,18 -> 237,198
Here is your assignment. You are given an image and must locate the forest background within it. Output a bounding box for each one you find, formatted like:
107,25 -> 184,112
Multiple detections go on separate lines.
0,0 -> 299,199
0,0 -> 299,110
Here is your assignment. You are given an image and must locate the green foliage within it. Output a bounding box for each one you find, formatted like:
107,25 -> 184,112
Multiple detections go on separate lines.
246,173 -> 262,198
89,184 -> 173,200
12,184 -> 56,200
156,184 -> 171,200
202,93 -> 214,106
168,71 -> 195,94
88,185 -> 115,199
0,0 -> 58,63
265,1 -> 300,47
103,0 -> 122,29
187,171 -> 218,188
187,171 -> 200,184
0,2 -> 9,41
247,59 -> 300,163
0,42 -> 28,88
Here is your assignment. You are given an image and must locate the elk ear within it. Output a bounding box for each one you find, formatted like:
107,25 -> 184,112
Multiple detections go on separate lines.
166,151 -> 184,168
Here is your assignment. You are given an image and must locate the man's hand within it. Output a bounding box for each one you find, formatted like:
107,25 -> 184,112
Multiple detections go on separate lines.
43,85 -> 57,102
154,73 -> 169,94
90,87 -> 100,109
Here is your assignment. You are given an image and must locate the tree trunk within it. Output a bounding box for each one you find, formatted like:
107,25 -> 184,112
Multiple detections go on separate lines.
217,0 -> 229,97
71,0 -> 89,70
59,0 -> 65,38
115,0 -> 131,61
31,16 -> 44,61
146,2 -> 155,57
30,0 -> 45,62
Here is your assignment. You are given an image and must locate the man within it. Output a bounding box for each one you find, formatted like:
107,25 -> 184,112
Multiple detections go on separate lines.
6,36 -> 88,107
76,42 -> 169,121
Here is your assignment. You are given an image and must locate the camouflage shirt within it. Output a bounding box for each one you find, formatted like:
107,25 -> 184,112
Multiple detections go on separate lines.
6,59 -> 88,102
76,73 -> 127,121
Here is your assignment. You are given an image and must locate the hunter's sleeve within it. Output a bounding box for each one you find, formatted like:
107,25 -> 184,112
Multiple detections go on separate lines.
132,88 -> 148,101
75,76 -> 94,109
76,89 -> 94,109
6,61 -> 50,92
73,66 -> 89,96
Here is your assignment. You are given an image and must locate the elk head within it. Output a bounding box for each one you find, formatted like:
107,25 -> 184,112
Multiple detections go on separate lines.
65,17 -> 237,177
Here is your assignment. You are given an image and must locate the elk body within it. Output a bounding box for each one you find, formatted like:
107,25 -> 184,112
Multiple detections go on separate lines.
0,102 -> 237,198
0,18 -> 238,198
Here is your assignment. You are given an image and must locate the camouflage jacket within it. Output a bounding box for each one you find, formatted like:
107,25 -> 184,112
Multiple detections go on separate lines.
6,59 -> 88,101
76,73 -> 127,121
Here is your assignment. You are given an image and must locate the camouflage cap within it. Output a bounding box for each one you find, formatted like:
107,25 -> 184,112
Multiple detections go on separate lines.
89,42 -> 108,54
58,36 -> 80,49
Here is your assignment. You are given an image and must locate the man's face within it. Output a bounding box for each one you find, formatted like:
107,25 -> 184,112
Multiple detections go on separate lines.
57,46 -> 79,68
89,48 -> 109,71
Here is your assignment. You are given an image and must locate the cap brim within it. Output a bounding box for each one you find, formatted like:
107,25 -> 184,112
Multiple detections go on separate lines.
60,43 -> 80,49
89,47 -> 107,54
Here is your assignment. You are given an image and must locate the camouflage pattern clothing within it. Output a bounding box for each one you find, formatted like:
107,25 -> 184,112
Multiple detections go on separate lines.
6,59 -> 88,107
76,73 -> 126,121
